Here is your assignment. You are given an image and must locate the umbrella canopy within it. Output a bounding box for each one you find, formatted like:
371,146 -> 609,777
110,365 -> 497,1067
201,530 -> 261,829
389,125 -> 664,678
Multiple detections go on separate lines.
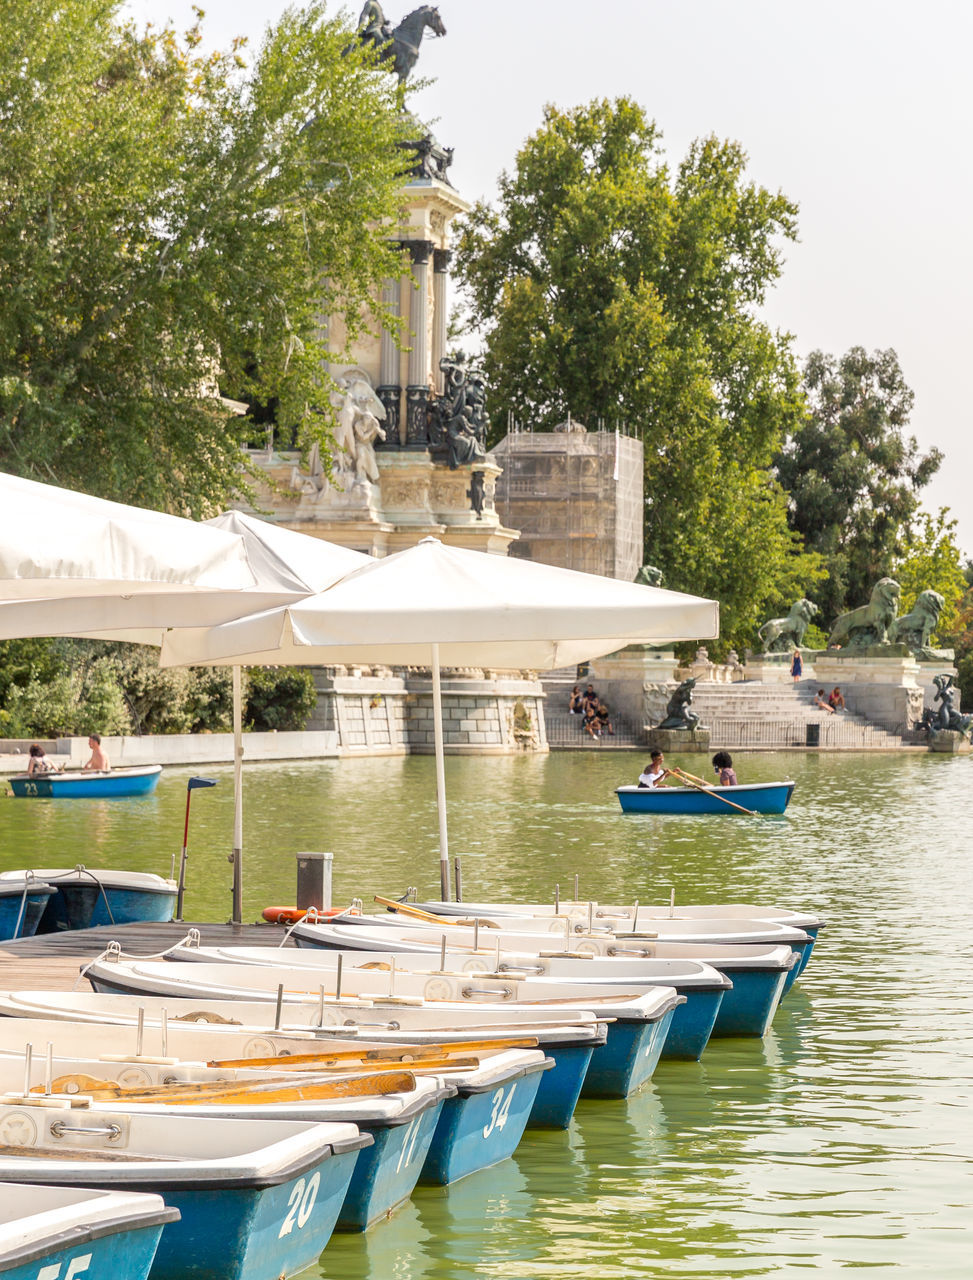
0,471 -> 256,603
161,537 -> 720,901
0,503 -> 370,640
161,536 -> 719,669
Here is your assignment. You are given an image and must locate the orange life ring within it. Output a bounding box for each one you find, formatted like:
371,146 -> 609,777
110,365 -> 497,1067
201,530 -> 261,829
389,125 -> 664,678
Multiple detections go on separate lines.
261,905 -> 351,924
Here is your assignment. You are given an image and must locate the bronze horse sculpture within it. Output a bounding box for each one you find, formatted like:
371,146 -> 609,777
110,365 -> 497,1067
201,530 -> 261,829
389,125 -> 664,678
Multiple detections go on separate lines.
357,3 -> 446,82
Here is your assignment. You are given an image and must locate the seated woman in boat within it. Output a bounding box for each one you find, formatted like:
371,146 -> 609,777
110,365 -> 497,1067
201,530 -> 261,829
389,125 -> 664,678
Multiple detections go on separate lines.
637,750 -> 670,787
712,750 -> 738,786
26,744 -> 57,776
83,732 -> 111,771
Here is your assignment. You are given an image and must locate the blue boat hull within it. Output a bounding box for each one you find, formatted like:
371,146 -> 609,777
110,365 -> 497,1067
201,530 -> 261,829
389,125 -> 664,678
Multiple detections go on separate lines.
711,967 -> 788,1037
39,884 -> 176,933
616,781 -> 795,815
336,1102 -> 445,1231
582,1007 -> 677,1098
0,887 -> 56,941
9,767 -> 162,799
527,1041 -> 594,1128
660,988 -> 724,1060
1,1211 -> 172,1280
148,1149 -> 361,1280
419,1063 -> 548,1185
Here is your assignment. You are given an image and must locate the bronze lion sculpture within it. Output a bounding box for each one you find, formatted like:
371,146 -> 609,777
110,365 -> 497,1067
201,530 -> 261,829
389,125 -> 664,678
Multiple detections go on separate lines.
757,598 -> 819,653
828,578 -> 901,648
888,589 -> 945,657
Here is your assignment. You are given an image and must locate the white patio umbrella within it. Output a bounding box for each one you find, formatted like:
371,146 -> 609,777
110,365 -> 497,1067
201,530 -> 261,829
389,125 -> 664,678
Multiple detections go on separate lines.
161,537 -> 720,901
0,471 -> 257,607
0,498 -> 371,922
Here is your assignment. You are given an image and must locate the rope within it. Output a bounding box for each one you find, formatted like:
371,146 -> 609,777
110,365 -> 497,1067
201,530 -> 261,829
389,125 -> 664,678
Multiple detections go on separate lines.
72,929 -> 202,989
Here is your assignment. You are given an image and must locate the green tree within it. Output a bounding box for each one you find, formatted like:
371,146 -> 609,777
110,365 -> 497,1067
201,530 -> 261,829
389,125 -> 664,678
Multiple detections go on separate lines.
453,98 -> 821,651
775,347 -> 942,622
0,1 -> 407,513
245,667 -> 317,731
893,508 -> 969,639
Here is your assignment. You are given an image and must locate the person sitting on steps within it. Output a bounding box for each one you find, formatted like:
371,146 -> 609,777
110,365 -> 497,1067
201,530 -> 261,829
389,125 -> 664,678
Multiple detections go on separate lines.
812,689 -> 834,715
828,686 -> 846,712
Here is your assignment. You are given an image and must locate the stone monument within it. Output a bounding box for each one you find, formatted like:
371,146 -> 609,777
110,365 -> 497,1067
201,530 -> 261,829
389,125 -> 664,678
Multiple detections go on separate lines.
235,7 -> 536,757
746,596 -> 820,683
644,677 -> 711,754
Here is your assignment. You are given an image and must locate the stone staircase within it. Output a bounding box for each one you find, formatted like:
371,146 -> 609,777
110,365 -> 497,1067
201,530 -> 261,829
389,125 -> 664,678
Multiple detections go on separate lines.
690,680 -> 910,750
540,672 -> 913,750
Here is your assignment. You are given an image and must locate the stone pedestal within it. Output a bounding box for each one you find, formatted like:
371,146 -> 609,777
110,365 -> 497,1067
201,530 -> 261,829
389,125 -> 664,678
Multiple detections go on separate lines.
588,648 -> 679,727
810,646 -> 923,729
643,726 -> 711,754
743,652 -> 811,684
928,729 -> 971,754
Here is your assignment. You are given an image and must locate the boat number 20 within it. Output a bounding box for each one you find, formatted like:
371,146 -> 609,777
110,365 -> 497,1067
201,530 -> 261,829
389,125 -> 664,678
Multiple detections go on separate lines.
278,1172 -> 321,1238
482,1083 -> 517,1139
38,1255 -> 91,1280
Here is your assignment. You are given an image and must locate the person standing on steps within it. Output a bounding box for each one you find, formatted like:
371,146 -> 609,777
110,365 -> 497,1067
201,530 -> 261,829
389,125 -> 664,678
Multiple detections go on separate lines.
790,648 -> 803,683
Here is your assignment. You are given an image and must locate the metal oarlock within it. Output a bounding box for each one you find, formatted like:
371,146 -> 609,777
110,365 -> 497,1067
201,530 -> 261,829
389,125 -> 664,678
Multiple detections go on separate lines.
274,985 -> 283,1031
335,954 -> 344,1001
554,883 -> 560,914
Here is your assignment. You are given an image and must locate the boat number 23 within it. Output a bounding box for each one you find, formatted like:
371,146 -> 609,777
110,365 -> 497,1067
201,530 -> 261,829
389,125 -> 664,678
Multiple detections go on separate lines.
482,1083 -> 517,1139
23,782 -> 39,796
38,1255 -> 91,1280
278,1172 -> 321,1238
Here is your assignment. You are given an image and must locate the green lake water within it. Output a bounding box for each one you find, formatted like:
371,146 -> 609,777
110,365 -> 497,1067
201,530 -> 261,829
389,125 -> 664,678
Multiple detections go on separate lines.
2,749 -> 971,1277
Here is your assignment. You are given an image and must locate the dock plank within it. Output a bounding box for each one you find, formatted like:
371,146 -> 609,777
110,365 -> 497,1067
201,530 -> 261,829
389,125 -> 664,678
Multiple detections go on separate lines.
0,921 -> 291,993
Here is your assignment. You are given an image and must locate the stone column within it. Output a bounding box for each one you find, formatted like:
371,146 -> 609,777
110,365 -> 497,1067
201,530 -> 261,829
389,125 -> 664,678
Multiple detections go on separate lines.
405,239 -> 433,447
432,249 -> 451,393
377,274 -> 402,447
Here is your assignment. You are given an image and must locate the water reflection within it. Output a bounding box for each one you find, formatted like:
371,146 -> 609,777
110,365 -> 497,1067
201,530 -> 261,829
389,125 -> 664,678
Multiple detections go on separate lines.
4,751 -> 973,1277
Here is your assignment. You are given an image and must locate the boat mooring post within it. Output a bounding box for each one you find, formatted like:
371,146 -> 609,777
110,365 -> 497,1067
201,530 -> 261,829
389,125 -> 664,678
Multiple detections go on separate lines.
296,852 -> 333,912
175,776 -> 218,921
453,857 -> 463,903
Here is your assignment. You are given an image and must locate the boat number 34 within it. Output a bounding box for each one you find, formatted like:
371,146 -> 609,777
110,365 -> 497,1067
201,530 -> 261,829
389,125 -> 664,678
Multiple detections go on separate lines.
483,1083 -> 517,1139
38,1254 -> 92,1280
278,1173 -> 321,1238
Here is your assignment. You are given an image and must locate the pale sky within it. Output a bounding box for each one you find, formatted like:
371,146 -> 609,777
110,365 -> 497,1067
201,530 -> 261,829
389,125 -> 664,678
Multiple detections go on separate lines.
126,0 -> 973,555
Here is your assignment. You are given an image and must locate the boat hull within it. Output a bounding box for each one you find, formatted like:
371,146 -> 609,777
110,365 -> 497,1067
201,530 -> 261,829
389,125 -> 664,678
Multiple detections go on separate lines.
661,987 -> 725,1060
616,781 -> 795,815
419,1059 -> 549,1185
0,883 -> 56,941
338,1099 -> 446,1231
711,966 -> 789,1036
583,1005 -> 677,1098
9,766 -> 162,799
2,869 -> 180,932
0,1187 -> 176,1280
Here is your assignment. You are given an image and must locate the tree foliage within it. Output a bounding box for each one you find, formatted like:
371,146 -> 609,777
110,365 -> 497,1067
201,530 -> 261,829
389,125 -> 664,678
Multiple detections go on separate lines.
775,348 -> 942,622
0,0 -> 407,514
453,98 -> 821,651
893,508 -> 969,640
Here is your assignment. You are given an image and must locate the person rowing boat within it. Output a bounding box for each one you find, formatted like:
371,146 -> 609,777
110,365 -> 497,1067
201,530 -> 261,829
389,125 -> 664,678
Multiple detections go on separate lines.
637,750 -> 670,788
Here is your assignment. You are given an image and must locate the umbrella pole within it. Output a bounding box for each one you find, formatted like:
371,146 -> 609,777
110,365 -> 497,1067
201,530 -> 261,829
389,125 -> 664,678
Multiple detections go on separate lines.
431,643 -> 450,902
231,664 -> 244,924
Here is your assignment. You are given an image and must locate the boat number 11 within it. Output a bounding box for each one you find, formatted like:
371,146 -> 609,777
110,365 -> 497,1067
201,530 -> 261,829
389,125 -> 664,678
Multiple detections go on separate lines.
278,1173 -> 321,1237
483,1083 -> 517,1138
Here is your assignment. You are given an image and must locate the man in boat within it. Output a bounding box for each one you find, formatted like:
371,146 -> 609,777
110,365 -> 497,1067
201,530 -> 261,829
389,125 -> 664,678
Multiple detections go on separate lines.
637,750 -> 670,787
83,733 -> 110,772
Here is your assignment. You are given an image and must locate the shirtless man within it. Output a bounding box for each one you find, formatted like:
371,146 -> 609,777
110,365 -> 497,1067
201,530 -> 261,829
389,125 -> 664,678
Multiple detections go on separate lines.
83,733 -> 110,771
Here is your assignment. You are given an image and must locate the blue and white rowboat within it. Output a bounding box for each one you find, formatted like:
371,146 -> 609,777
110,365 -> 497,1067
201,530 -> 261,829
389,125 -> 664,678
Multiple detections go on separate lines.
0,1103 -> 370,1280
616,780 -> 795,814
0,1185 -> 177,1280
0,868 -> 176,932
8,766 -> 162,799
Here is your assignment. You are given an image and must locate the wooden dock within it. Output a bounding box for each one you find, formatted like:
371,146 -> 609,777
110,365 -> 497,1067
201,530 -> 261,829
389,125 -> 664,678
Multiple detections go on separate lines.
0,922 -> 292,993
